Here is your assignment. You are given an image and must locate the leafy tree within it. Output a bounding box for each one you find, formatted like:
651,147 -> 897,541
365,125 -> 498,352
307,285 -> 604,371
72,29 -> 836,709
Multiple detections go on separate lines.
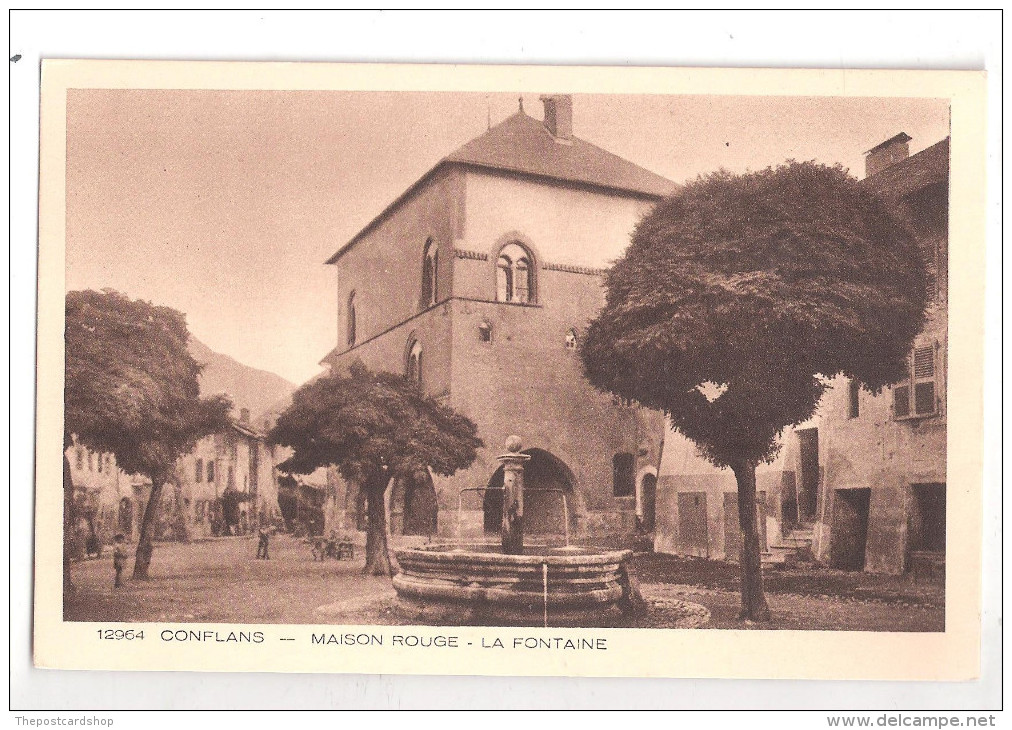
269,361 -> 483,576
65,289 -> 232,579
581,162 -> 927,621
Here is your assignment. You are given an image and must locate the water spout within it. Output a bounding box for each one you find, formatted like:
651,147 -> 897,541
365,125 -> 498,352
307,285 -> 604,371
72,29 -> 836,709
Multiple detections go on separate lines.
542,563 -> 549,628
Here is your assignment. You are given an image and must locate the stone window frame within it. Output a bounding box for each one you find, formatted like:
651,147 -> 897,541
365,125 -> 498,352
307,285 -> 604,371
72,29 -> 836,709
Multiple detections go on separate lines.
420,237 -> 439,309
847,378 -> 861,419
892,340 -> 941,420
405,334 -> 423,385
491,233 -> 540,305
565,328 -> 579,350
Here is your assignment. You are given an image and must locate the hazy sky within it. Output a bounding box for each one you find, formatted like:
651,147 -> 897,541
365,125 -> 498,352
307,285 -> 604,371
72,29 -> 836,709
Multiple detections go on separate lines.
66,90 -> 949,384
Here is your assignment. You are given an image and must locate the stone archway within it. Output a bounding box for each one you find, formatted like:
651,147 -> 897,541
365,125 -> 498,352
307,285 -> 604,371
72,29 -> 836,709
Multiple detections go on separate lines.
483,448 -> 578,537
637,467 -> 658,533
391,470 -> 438,537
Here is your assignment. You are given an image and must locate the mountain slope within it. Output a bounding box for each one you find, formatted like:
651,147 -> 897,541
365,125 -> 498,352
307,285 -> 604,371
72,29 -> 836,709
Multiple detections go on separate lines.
188,337 -> 296,429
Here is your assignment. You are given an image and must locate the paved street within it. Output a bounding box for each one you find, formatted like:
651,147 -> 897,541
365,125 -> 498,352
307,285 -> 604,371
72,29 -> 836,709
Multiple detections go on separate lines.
64,537 -> 944,631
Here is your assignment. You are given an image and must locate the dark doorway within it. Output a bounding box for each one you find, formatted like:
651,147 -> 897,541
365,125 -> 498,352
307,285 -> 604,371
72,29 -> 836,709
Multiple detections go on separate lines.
677,491 -> 708,557
483,449 -> 576,536
640,473 -> 657,533
393,470 -> 438,536
909,483 -> 946,553
830,488 -> 871,570
796,428 -> 820,522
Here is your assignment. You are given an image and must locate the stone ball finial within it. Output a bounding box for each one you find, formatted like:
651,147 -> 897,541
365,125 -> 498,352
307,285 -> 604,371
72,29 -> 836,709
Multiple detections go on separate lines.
505,435 -> 523,453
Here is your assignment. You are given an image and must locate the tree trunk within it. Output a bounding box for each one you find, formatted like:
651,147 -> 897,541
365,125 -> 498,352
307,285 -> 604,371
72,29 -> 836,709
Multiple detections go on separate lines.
171,475 -> 190,543
363,479 -> 393,576
132,472 -> 165,580
63,453 -> 76,599
732,459 -> 771,622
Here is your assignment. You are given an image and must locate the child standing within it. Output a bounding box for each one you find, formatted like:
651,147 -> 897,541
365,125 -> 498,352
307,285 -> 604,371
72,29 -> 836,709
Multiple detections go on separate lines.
112,533 -> 127,588
256,525 -> 270,560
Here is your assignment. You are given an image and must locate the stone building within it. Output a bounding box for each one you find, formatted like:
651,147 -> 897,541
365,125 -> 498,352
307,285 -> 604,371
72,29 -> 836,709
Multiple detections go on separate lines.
320,96 -> 675,540
175,411 -> 282,539
66,410 -> 283,546
65,438 -> 145,552
653,134 -> 949,576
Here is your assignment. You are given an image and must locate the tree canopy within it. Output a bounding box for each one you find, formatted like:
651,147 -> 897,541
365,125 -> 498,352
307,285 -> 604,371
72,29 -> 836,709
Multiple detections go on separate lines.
271,360 -> 482,483
580,161 -> 928,621
65,289 -> 232,578
65,289 -> 232,475
581,161 -> 928,468
269,360 -> 483,575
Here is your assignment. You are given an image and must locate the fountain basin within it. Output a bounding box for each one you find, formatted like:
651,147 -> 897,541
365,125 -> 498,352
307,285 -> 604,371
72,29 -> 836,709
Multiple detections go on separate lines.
392,543 -> 634,625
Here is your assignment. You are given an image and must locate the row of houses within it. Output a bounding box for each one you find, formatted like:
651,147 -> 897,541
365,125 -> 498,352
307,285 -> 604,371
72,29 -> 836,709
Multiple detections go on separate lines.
314,97 -> 948,576
66,409 -> 285,553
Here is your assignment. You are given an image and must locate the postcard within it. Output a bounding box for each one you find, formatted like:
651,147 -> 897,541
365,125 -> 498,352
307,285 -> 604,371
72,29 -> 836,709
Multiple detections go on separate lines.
35,61 -> 986,678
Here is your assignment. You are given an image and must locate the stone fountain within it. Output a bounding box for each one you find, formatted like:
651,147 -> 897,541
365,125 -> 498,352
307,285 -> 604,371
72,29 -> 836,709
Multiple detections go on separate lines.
392,436 -> 640,626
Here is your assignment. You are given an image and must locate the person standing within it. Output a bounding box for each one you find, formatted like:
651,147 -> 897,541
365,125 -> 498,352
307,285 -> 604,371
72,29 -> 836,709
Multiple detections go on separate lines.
112,533 -> 127,587
256,524 -> 270,560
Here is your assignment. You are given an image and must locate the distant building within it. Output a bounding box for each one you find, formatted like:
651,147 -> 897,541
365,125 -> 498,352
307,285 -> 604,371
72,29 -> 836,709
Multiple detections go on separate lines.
176,410 -> 282,539
65,438 -> 142,553
320,96 -> 675,539
66,409 -> 283,547
654,134 -> 949,576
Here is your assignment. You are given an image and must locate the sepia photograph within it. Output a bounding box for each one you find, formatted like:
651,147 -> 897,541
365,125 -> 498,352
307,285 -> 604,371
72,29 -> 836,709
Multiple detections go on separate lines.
30,58 -> 987,683
58,85 -> 952,632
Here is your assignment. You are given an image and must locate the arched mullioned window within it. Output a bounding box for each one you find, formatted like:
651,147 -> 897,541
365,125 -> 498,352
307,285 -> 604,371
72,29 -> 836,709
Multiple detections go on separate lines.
406,339 -> 423,384
346,291 -> 357,347
496,242 -> 534,304
421,238 -> 438,308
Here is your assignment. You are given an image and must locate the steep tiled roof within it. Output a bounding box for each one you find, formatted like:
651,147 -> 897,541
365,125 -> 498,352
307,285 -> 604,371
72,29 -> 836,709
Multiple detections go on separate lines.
862,137 -> 950,198
326,109 -> 676,264
444,110 -> 677,199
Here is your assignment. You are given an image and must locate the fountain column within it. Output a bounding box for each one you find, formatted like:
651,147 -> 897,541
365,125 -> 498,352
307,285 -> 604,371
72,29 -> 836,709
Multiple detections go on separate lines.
498,435 -> 530,555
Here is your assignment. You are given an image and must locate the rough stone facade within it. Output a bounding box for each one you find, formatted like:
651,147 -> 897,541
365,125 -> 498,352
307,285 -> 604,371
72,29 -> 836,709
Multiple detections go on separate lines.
321,100 -> 673,540
176,420 -> 282,539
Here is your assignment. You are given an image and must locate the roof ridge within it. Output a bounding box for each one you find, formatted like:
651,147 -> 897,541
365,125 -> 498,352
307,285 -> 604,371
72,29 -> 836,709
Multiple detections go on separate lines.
326,106 -> 677,264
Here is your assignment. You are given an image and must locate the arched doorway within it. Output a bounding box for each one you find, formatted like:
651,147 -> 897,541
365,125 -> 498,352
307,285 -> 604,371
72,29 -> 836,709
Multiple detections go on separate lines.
483,449 -> 577,537
390,470 -> 438,536
639,472 -> 657,533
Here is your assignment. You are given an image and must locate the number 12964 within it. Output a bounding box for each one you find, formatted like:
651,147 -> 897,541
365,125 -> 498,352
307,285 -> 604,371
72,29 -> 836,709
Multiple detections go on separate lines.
97,629 -> 144,640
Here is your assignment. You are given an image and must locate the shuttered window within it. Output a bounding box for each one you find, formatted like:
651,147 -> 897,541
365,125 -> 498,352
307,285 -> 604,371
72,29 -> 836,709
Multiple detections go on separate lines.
893,344 -> 939,419
913,346 -> 936,415
922,241 -> 939,304
848,379 -> 860,419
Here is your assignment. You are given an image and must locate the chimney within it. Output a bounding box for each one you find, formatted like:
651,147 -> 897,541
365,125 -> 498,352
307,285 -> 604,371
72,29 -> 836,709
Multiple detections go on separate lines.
239,407 -> 250,424
865,132 -> 911,178
540,94 -> 573,141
